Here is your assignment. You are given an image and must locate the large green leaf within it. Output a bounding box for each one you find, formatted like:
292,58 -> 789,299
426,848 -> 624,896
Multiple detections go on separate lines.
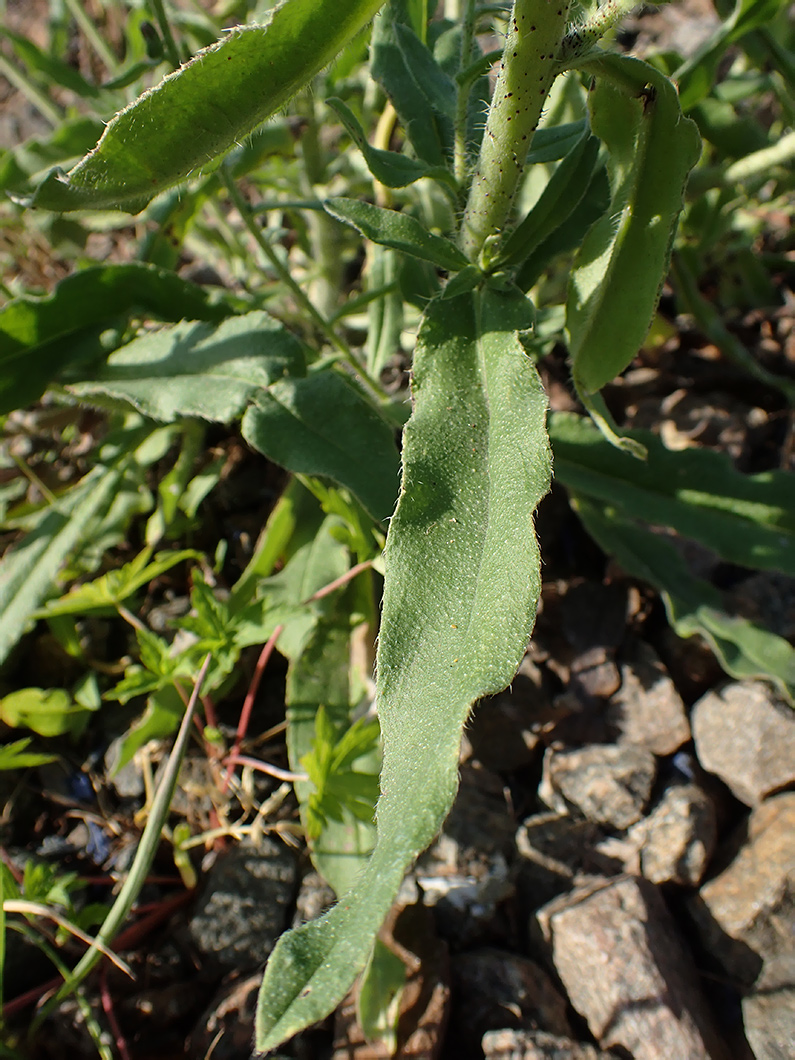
0,264 -> 230,414
566,54 -> 701,395
242,369 -> 400,523
255,285 -> 551,1049
69,311 -> 306,423
572,496 -> 795,703
27,0 -> 387,213
549,412 -> 795,576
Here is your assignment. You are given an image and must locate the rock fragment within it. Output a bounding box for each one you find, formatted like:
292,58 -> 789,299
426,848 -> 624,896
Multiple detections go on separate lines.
631,782 -> 717,886
187,839 -> 296,972
742,955 -> 795,1060
448,948 -> 571,1054
482,1028 -> 619,1059
538,876 -> 725,1060
607,641 -> 691,754
540,743 -> 656,829
691,680 -> 795,805
689,792 -> 795,985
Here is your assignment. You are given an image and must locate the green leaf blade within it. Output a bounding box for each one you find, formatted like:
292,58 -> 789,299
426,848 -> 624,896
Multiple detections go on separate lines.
325,197 -> 468,272
255,286 -> 551,1050
566,56 -> 701,395
70,311 -> 306,423
27,0 -> 388,213
241,369 -> 400,523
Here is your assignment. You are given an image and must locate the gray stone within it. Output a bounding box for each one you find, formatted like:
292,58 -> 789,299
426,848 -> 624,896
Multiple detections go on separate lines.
540,743 -> 656,829
689,792 -> 795,986
449,948 -> 571,1053
482,1029 -> 618,1059
631,782 -> 717,886
607,641 -> 691,755
516,813 -> 618,910
691,681 -> 795,805
188,839 -> 296,972
742,956 -> 795,1060
538,876 -> 726,1060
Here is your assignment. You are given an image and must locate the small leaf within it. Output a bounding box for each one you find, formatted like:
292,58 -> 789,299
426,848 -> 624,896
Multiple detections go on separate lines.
26,0 -> 389,212
566,55 -> 701,395
371,3 -> 448,166
70,311 -> 306,423
499,133 -> 600,269
36,549 -> 200,618
0,738 -> 56,770
393,22 -> 457,119
325,197 -> 468,272
0,688 -> 95,738
0,467 -> 121,667
326,97 -> 453,190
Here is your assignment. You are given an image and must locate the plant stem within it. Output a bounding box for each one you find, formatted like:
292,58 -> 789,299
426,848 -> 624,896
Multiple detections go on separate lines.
64,0 -> 120,75
0,55 -> 61,127
454,0 -> 478,186
460,0 -> 572,264
148,0 -> 182,69
220,167 -> 391,404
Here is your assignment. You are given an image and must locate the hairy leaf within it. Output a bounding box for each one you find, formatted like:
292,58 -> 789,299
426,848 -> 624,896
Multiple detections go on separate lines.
549,412 -> 795,576
242,369 -> 400,523
255,285 -> 551,1049
0,264 -> 230,414
70,311 -> 306,423
325,197 -> 468,272
567,54 -> 701,395
27,0 -> 388,212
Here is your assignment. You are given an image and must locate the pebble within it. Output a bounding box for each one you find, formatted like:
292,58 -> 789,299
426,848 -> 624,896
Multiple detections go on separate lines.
539,743 -> 656,829
187,838 -> 297,972
515,813 -> 615,910
606,641 -> 691,754
631,782 -> 717,886
447,948 -> 571,1055
691,680 -> 795,805
482,1029 -> 619,1059
689,792 -> 795,986
537,876 -> 725,1060
742,955 -> 795,1060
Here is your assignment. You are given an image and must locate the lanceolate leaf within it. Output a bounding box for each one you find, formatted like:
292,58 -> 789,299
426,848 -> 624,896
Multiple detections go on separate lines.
572,496 -> 795,703
499,132 -> 600,269
27,0 -> 388,213
566,54 -> 701,396
69,311 -> 306,423
326,97 -> 453,190
0,264 -> 231,415
255,285 -> 551,1049
325,197 -> 468,272
549,412 -> 795,576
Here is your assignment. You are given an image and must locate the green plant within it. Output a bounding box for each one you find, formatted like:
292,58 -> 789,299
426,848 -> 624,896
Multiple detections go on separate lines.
0,0 -> 794,1052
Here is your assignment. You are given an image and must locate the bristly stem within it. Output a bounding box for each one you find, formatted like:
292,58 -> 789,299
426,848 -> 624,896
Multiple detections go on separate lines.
460,0 -> 572,265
